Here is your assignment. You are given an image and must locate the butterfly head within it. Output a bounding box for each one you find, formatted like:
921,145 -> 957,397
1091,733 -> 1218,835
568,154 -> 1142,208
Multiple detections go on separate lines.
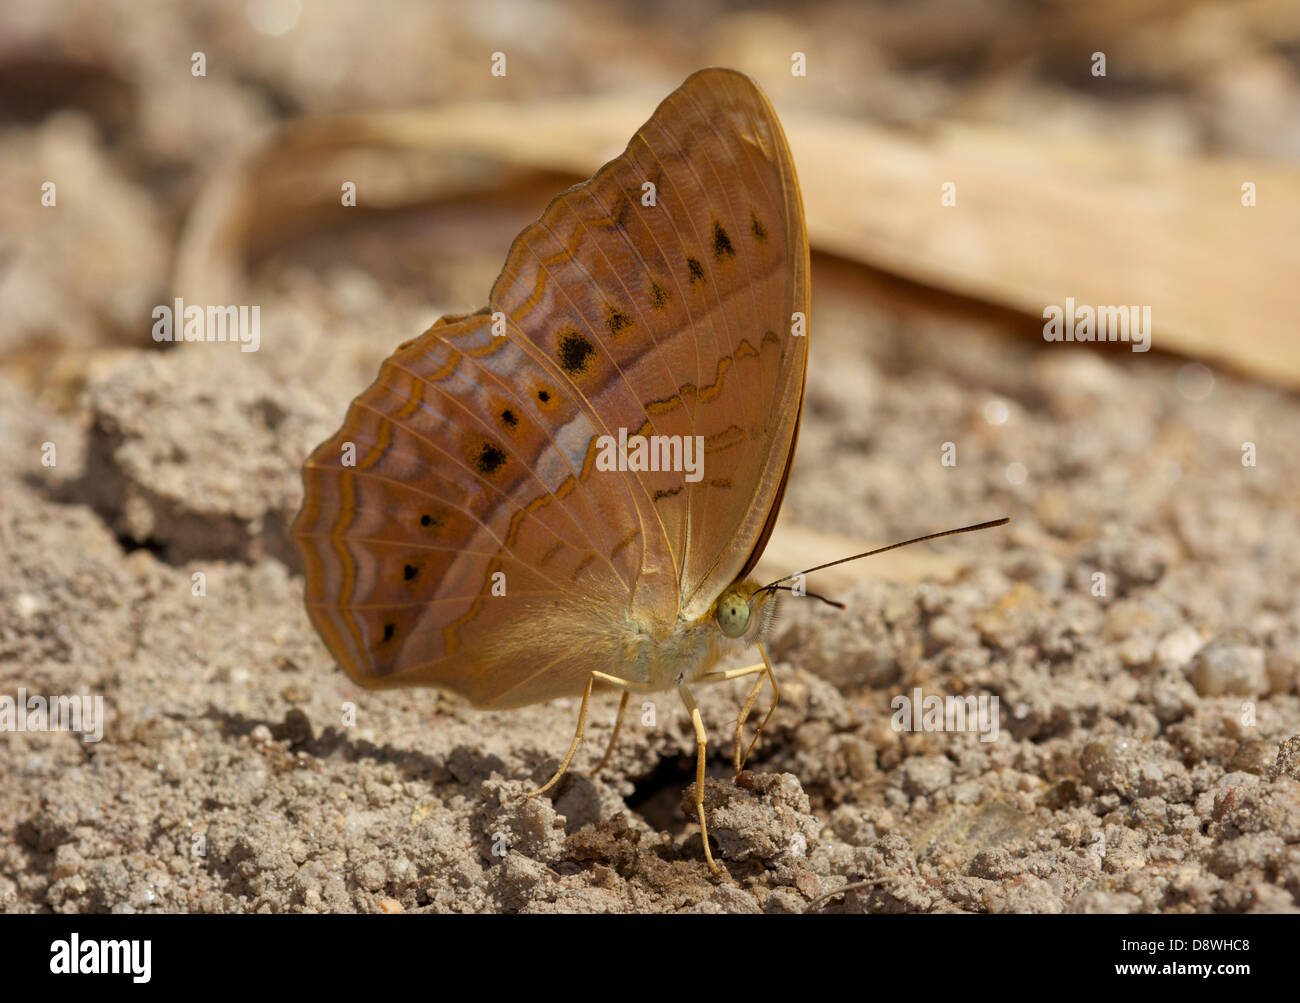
714,580 -> 777,643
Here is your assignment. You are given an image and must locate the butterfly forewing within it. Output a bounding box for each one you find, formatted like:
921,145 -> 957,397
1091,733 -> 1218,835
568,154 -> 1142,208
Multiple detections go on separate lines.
492,68 -> 808,621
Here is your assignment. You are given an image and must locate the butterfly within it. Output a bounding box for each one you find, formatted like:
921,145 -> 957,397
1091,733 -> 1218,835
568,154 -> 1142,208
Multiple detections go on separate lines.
293,67 -> 809,873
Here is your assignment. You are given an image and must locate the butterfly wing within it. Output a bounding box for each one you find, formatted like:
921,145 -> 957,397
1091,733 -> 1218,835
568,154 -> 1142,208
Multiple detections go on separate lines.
293,68 -> 808,708
294,311 -> 646,708
492,67 -> 810,621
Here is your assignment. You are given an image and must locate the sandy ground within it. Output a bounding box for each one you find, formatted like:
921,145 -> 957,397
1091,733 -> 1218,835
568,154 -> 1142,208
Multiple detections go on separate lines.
2,0 -> 1299,914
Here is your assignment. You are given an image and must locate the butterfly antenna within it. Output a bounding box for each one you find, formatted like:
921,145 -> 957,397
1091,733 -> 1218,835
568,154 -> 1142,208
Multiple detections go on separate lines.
752,517 -> 1010,602
769,584 -> 845,610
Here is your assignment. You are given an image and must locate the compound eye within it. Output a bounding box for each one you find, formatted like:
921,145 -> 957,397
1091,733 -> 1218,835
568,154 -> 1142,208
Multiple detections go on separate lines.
717,594 -> 751,638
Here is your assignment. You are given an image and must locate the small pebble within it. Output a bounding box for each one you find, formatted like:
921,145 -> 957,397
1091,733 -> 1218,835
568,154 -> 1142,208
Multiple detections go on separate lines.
1188,641 -> 1267,697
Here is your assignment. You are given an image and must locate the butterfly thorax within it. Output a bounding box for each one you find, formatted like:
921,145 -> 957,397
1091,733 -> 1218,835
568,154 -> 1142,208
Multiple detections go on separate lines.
630,580 -> 775,692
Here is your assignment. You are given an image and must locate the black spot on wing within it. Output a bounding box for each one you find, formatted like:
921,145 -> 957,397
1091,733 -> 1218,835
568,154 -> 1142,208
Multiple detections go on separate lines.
607,306 -> 633,336
712,222 -> 735,260
687,258 -> 705,284
477,442 -> 507,476
557,330 -> 596,374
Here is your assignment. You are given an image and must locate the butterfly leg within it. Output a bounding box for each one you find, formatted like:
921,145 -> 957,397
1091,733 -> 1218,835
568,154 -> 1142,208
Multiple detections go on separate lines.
732,671 -> 768,774
525,670 -> 630,800
696,662 -> 767,774
677,683 -> 720,875
734,643 -> 779,774
592,690 -> 630,776
697,643 -> 780,774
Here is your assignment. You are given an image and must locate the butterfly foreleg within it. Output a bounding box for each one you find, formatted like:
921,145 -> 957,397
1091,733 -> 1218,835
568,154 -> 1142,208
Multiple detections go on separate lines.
697,642 -> 779,775
591,690 -> 630,777
525,670 -> 632,800
697,661 -> 766,774
733,672 -> 768,774
676,683 -> 721,875
735,643 -> 779,774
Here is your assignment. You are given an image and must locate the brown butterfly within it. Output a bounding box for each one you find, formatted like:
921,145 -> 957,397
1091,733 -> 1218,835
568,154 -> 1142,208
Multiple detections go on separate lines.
293,67 -> 1004,872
